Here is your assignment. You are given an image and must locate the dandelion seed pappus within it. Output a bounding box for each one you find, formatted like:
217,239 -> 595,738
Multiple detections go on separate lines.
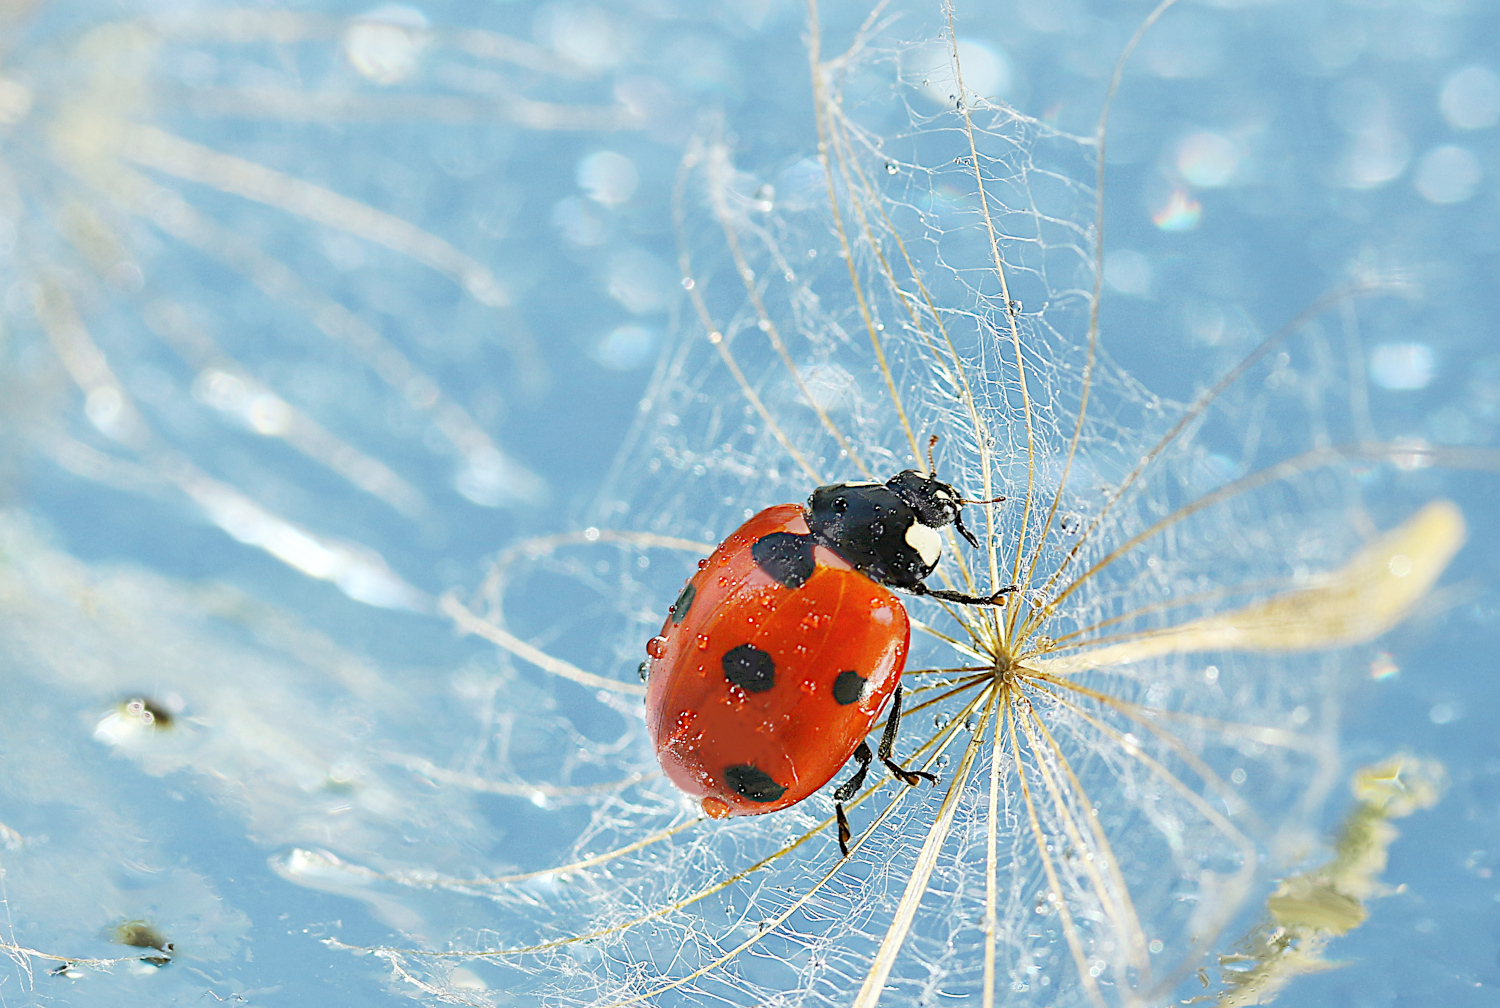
3,0 -> 1499,1006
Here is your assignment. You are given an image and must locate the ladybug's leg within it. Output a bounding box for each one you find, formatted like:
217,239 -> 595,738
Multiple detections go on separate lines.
878,685 -> 938,787
833,741 -> 873,858
910,582 -> 1018,607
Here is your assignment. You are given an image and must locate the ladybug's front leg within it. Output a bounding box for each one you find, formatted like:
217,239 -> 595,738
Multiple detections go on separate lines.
878,684 -> 938,788
833,741 -> 874,858
910,582 -> 1018,607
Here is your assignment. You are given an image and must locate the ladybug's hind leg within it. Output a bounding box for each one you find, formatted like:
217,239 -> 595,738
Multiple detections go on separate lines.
833,741 -> 873,858
831,688 -> 937,859
879,685 -> 937,788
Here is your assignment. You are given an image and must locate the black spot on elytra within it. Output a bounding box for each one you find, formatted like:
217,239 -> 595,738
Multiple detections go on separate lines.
724,764 -> 786,803
722,643 -> 775,693
832,670 -> 866,706
670,582 -> 696,624
751,531 -> 816,589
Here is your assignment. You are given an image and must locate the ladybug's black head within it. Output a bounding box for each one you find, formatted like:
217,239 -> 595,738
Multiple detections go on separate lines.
884,470 -> 980,549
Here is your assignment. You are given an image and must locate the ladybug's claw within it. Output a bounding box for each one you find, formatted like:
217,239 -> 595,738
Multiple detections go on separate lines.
884,760 -> 937,788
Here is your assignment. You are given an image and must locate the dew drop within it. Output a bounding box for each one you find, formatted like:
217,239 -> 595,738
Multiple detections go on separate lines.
696,634 -> 711,650
646,636 -> 667,659
702,796 -> 731,819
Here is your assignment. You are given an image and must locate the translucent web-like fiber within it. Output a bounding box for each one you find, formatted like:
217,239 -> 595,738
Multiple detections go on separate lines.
335,3 -> 1479,1006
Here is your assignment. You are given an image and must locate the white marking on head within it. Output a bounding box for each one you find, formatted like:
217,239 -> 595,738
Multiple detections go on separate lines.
905,521 -> 942,569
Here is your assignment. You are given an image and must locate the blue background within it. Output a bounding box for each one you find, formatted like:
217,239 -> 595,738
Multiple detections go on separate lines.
0,0 -> 1496,1005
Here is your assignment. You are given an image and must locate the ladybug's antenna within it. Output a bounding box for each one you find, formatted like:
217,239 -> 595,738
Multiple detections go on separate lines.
925,434 -> 939,476
962,495 -> 1008,506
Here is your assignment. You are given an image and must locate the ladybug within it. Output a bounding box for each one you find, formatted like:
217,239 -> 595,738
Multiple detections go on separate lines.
642,470 -> 1011,856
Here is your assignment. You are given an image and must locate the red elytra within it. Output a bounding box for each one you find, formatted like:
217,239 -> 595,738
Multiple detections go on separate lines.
643,504 -> 910,820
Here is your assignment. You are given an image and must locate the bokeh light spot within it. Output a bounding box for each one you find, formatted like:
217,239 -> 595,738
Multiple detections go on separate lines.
342,5 -> 428,85
1176,132 -> 1238,187
593,323 -> 655,370
1439,65 -> 1500,130
1413,145 -> 1481,204
1104,249 -> 1153,296
1370,343 -> 1436,390
578,150 -> 639,206
910,39 -> 1013,106
1341,126 -> 1411,189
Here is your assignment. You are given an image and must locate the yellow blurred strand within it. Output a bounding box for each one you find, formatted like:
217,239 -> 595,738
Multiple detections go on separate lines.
1036,500 -> 1464,677
57,198 -> 422,518
174,85 -> 636,133
124,126 -> 510,307
93,159 -> 538,498
1026,442 -> 1484,638
1043,575 -> 1297,651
